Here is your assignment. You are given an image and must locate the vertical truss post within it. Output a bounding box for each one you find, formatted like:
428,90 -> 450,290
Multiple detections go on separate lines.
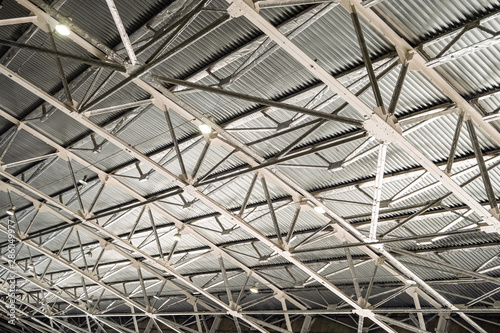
410,288 -> 426,331
23,206 -> 41,236
209,316 -> 222,333
435,313 -> 450,333
46,25 -> 73,106
88,180 -> 106,213
285,206 -> 300,245
369,142 -> 387,241
300,315 -> 314,333
137,267 -> 152,311
350,5 -> 384,110
128,206 -> 146,242
0,127 -> 19,161
261,176 -> 282,245
221,0 -> 500,234
80,67 -> 103,109
445,112 -> 465,175
105,0 -> 137,65
192,140 -> 211,180
164,108 -> 187,177
345,246 -> 363,304
282,301 -> 293,332
364,258 -> 382,303
357,315 -> 364,333
343,0 -> 500,148
387,62 -> 409,115
66,159 -> 85,213
219,256 -> 234,306
381,250 -> 487,333
1,3 -> 492,330
147,207 -> 164,260
0,109 -> 306,327
466,119 -> 499,217
239,173 -> 258,217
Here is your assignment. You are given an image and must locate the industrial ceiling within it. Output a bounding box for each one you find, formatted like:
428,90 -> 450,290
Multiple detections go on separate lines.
0,0 -> 499,332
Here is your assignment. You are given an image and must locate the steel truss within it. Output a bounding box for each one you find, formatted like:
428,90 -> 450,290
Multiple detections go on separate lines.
0,0 -> 498,332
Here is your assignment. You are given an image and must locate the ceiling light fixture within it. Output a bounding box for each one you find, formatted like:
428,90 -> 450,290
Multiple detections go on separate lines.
6,207 -> 15,216
55,24 -> 71,36
78,175 -> 88,186
199,123 -> 212,134
249,283 -> 259,294
406,280 -> 417,285
173,231 -> 182,241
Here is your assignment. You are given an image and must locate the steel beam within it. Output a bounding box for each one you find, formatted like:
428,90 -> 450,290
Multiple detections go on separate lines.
221,2 -> 494,332
0,38 -> 126,71
105,0 -> 137,65
0,178 -> 269,332
0,109 -> 306,326
466,119 -> 499,216
0,182 -> 216,330
0,59 -> 383,332
369,143 -> 387,241
0,37 -> 392,333
154,76 -> 363,126
0,264 -> 140,333
341,0 -> 500,156
224,0 -> 500,234
0,16 -> 37,26
5,1 -> 494,330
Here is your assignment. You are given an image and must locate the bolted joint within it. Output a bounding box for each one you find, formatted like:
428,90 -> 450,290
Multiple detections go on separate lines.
227,0 -> 253,18
229,301 -> 241,311
185,295 -> 197,305
183,184 -> 197,195
128,64 -> 145,76
478,221 -> 500,233
397,49 -> 416,68
363,111 -> 402,142
353,308 -> 375,320
489,207 -> 500,220
129,259 -> 140,269
376,256 -> 385,266
98,240 -> 113,251
227,308 -> 242,318
368,242 -> 385,251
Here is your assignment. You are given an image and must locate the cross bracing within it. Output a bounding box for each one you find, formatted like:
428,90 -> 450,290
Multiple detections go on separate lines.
0,0 -> 499,332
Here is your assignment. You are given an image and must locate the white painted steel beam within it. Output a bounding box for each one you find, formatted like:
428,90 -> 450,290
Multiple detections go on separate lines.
223,0 -> 500,235
105,0 -> 137,65
0,165 -> 271,332
369,143 -> 387,241
0,36 -> 375,332
0,263 -> 144,333
0,16 -> 37,26
341,0 -> 500,146
0,108 -> 303,328
7,2 -> 489,332
220,1 -> 492,332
